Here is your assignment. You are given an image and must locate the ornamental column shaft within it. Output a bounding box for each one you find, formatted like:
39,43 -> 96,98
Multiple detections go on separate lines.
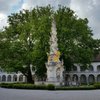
46,18 -> 64,86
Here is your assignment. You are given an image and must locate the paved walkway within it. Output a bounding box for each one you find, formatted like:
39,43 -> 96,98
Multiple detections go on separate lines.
0,88 -> 100,100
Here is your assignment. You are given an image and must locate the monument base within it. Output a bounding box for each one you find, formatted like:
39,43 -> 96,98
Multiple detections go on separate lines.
46,61 -> 64,86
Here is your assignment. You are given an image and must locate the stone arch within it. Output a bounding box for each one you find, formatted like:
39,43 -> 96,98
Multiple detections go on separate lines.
19,75 -> 23,82
97,65 -> 100,71
65,74 -> 71,86
72,74 -> 78,82
2,75 -> 6,82
13,75 -> 17,82
80,74 -> 87,84
7,75 -> 11,82
65,74 -> 71,81
88,65 -> 94,71
88,74 -> 95,84
97,74 -> 100,82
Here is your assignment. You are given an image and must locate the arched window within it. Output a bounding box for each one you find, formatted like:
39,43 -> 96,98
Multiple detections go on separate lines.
72,74 -> 78,82
13,75 -> 17,82
88,65 -> 94,71
7,75 -> 11,82
65,75 -> 71,81
19,75 -> 23,82
97,65 -> 100,71
97,75 -> 100,82
88,74 -> 95,84
80,74 -> 87,84
2,75 -> 6,82
65,74 -> 71,86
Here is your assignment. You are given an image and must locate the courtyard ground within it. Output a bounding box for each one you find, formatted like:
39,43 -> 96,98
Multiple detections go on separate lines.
0,88 -> 100,100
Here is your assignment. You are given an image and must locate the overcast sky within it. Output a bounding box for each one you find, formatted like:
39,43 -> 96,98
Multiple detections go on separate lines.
0,0 -> 100,39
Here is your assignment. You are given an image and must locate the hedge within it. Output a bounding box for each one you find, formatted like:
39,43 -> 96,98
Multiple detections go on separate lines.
56,86 -> 95,90
1,83 -> 100,90
0,83 -> 55,90
94,83 -> 100,89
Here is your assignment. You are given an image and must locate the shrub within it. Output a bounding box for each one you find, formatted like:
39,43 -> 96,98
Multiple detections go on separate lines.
94,83 -> 100,89
0,83 -> 14,88
0,83 -> 47,90
56,86 -> 95,90
47,84 -> 55,90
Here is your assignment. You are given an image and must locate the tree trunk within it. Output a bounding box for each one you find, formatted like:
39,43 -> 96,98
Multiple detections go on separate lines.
26,65 -> 34,84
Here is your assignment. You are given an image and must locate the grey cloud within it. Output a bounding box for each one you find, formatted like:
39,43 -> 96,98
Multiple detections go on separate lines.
24,0 -> 70,9
0,0 -> 100,39
70,0 -> 100,39
86,0 -> 100,39
0,0 -> 19,13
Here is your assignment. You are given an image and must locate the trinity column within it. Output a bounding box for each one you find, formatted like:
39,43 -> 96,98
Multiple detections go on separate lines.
46,18 -> 64,85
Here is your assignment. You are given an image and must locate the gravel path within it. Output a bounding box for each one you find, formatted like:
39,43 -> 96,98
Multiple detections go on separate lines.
0,88 -> 100,100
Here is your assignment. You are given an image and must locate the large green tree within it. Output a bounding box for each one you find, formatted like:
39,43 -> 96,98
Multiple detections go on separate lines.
0,6 -> 52,83
55,7 -> 94,71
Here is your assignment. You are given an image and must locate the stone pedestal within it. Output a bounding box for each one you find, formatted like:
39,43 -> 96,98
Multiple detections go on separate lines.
46,61 -> 64,85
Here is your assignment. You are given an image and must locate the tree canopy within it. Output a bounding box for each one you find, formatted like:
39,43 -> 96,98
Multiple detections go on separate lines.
0,6 -> 52,83
55,7 -> 95,71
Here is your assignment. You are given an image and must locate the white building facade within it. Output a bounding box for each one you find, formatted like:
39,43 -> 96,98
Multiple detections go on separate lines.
0,70 -> 26,83
65,62 -> 100,85
0,62 -> 100,85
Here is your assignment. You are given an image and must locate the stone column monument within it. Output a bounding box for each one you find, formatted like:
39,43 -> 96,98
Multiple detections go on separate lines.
46,18 -> 64,85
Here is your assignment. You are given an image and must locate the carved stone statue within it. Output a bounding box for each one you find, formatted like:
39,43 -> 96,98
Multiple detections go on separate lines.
46,18 -> 64,85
